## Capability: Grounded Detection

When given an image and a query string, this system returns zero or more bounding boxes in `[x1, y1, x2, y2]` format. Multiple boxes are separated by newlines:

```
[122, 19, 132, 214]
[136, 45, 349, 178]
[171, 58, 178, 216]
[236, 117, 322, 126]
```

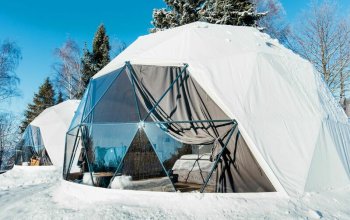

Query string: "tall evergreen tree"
[20, 78, 55, 133]
[81, 44, 95, 89]
[56, 91, 64, 105]
[201, 0, 266, 26]
[92, 24, 111, 70]
[81, 24, 111, 89]
[151, 0, 206, 32]
[151, 0, 266, 32]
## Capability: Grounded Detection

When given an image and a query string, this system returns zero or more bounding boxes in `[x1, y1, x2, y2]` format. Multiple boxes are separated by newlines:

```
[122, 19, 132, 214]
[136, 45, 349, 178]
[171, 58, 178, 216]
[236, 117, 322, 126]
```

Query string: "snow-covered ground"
[0, 166, 350, 219]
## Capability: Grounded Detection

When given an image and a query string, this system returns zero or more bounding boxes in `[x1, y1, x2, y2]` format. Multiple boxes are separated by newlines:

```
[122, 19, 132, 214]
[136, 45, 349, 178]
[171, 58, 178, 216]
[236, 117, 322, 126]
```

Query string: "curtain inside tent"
[130, 64, 275, 192]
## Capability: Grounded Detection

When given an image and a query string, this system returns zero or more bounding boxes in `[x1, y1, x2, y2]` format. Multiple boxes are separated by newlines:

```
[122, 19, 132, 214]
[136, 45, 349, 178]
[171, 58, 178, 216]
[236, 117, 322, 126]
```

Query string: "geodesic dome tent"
[15, 124, 50, 166]
[16, 100, 80, 167]
[63, 22, 350, 196]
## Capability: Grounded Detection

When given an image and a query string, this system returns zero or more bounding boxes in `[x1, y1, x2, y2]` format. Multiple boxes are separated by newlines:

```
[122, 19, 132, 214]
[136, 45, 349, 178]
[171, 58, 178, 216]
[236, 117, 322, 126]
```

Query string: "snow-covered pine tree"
[201, 0, 266, 26]
[151, 0, 266, 32]
[20, 78, 55, 133]
[151, 0, 206, 32]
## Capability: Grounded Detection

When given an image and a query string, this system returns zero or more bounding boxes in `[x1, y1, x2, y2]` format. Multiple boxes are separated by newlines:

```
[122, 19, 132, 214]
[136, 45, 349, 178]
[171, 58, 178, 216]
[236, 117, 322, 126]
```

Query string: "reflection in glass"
[15, 125, 52, 166]
[112, 127, 175, 192]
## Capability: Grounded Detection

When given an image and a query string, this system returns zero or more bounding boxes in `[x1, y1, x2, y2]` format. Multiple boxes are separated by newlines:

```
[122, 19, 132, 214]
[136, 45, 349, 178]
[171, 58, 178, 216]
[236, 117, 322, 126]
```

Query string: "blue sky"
[0, 0, 349, 116]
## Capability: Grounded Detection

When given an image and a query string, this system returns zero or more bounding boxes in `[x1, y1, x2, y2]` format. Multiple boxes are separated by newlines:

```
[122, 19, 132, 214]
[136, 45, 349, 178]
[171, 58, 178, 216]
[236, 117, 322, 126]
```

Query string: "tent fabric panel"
[69, 87, 90, 131]
[236, 55, 324, 195]
[323, 120, 350, 177]
[131, 64, 275, 192]
[131, 64, 231, 145]
[305, 121, 350, 191]
[214, 129, 275, 193]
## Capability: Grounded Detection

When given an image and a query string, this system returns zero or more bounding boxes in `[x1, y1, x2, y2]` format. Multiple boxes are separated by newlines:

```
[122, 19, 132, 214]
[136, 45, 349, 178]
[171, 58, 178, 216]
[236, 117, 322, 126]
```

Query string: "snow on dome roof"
[94, 22, 291, 78]
[89, 22, 350, 196]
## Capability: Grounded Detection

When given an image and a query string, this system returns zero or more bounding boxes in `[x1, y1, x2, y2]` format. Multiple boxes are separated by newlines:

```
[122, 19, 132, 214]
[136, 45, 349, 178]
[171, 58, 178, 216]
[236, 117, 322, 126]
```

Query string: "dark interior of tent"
[15, 125, 52, 166]
[63, 63, 275, 193]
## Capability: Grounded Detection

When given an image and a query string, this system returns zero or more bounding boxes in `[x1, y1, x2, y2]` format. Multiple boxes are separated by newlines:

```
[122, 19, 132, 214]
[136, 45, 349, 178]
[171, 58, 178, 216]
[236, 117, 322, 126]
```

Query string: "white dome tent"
[64, 22, 350, 196]
[16, 100, 80, 167]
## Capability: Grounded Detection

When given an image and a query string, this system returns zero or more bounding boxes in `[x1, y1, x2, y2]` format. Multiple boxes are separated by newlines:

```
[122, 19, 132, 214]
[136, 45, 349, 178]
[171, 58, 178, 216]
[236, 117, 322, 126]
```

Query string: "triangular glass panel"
[65, 123, 139, 187]
[64, 126, 81, 177]
[69, 85, 90, 130]
[81, 68, 124, 123]
[135, 94, 154, 122]
[144, 122, 215, 192]
[92, 70, 140, 123]
[81, 123, 139, 187]
[113, 127, 175, 192]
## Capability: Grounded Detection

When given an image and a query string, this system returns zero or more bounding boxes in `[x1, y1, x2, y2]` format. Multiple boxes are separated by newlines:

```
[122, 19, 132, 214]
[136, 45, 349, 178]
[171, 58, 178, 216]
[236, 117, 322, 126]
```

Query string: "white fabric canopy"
[31, 100, 80, 167]
[93, 22, 350, 196]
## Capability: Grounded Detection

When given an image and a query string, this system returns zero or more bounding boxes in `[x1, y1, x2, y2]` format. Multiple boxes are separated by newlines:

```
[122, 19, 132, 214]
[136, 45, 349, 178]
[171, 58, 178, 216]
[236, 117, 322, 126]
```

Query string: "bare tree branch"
[0, 112, 20, 170]
[0, 40, 21, 102]
[52, 39, 83, 100]
[290, 0, 350, 102]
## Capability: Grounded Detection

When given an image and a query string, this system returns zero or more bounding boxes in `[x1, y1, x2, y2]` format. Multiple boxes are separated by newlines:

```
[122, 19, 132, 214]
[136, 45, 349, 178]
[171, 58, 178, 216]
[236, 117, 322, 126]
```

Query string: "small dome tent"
[64, 22, 350, 196]
[16, 100, 80, 167]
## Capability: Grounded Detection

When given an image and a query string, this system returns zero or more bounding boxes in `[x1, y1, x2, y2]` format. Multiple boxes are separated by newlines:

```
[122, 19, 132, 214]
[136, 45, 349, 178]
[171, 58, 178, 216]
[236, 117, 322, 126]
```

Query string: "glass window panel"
[81, 123, 139, 188]
[31, 126, 45, 154]
[136, 95, 154, 122]
[144, 123, 184, 166]
[82, 68, 124, 122]
[63, 126, 81, 177]
[69, 136, 83, 173]
[113, 127, 175, 192]
[15, 140, 24, 165]
[69, 85, 90, 131]
[92, 71, 140, 123]
[144, 122, 217, 193]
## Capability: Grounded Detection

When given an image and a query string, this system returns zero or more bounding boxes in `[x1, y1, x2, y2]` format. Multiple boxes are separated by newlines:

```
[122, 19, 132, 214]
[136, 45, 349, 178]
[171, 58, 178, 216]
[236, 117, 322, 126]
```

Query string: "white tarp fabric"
[92, 22, 350, 196]
[30, 100, 80, 167]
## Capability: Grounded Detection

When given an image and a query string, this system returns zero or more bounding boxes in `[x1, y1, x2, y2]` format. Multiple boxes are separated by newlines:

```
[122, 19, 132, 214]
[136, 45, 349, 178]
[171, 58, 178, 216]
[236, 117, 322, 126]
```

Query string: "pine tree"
[81, 44, 95, 89]
[151, 0, 266, 32]
[20, 78, 55, 133]
[56, 91, 64, 104]
[81, 24, 111, 89]
[92, 24, 111, 70]
[151, 0, 206, 32]
[201, 0, 266, 26]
